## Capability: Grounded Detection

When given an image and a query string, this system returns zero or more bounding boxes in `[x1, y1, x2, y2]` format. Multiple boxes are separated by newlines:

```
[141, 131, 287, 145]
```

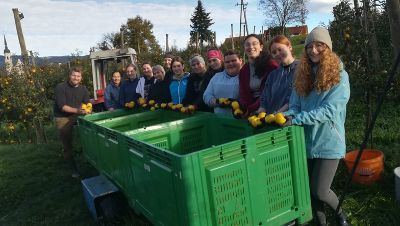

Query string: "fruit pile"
[247, 112, 287, 128]
[123, 98, 196, 114]
[231, 100, 244, 118]
[81, 103, 92, 113]
[216, 98, 234, 107]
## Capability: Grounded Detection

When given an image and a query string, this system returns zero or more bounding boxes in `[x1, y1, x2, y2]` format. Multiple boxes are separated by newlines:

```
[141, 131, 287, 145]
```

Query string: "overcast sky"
[0, 0, 337, 56]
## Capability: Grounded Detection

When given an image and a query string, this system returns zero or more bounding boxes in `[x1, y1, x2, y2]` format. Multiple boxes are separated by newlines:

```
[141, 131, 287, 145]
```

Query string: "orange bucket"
[344, 149, 384, 185]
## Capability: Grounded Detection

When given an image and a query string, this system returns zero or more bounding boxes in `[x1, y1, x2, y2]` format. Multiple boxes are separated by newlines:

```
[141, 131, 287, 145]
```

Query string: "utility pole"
[236, 0, 249, 42]
[166, 34, 169, 52]
[12, 8, 29, 66]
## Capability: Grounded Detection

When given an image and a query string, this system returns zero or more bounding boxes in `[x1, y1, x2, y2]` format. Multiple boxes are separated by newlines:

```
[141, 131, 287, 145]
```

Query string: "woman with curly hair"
[283, 27, 350, 226]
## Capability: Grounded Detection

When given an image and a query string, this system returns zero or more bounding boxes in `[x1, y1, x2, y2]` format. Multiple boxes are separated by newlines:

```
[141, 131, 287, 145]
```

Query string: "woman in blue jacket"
[284, 27, 350, 226]
[169, 56, 190, 104]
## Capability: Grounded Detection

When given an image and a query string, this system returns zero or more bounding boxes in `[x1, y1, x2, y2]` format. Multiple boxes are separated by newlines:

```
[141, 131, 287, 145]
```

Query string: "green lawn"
[0, 99, 399, 226]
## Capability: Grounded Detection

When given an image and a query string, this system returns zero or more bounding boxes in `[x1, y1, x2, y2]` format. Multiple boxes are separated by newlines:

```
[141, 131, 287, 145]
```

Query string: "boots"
[336, 211, 350, 226]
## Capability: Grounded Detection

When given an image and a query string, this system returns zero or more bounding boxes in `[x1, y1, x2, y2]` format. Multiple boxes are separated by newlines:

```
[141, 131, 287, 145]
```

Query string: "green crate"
[77, 108, 143, 166]
[97, 109, 199, 132]
[80, 110, 210, 192]
[120, 116, 312, 226]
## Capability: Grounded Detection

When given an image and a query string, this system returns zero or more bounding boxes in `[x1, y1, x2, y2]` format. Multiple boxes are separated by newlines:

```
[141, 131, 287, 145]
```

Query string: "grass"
[0, 98, 399, 226]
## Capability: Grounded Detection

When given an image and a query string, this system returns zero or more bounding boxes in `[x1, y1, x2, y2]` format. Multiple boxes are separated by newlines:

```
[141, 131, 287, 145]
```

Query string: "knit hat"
[305, 27, 332, 50]
[189, 55, 205, 66]
[207, 49, 223, 62]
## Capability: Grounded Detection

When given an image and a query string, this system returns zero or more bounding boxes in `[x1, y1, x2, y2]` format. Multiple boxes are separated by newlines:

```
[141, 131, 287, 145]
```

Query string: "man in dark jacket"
[119, 64, 139, 106]
[182, 54, 212, 112]
[54, 67, 90, 178]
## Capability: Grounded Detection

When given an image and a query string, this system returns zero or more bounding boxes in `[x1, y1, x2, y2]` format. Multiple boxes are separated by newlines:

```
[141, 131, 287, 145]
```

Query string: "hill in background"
[0, 55, 82, 67]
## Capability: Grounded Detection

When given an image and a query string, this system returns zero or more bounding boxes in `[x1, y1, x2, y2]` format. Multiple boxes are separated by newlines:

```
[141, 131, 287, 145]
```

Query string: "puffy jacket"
[169, 72, 190, 104]
[104, 82, 121, 109]
[284, 66, 350, 159]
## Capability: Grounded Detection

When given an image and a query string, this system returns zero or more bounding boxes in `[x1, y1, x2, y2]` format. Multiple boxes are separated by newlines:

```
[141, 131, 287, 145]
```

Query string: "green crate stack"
[118, 115, 312, 226]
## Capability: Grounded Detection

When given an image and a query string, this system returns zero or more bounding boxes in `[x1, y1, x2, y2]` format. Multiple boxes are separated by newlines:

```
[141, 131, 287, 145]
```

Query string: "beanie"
[189, 55, 205, 66]
[305, 27, 332, 50]
[207, 49, 223, 62]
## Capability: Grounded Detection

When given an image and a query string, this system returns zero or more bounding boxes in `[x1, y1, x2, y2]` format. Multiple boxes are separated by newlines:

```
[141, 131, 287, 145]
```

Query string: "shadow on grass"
[0, 125, 152, 226]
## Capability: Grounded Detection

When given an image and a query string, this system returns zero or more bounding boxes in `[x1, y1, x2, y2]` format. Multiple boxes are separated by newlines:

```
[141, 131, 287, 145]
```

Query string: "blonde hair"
[294, 46, 341, 96]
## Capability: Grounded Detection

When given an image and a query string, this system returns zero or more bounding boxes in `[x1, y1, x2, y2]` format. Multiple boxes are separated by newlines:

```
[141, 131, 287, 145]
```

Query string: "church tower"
[4, 35, 13, 74]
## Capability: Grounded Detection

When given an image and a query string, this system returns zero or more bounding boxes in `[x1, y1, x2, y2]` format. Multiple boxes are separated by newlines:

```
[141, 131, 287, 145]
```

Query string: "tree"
[258, 0, 308, 35]
[190, 0, 214, 48]
[387, 0, 400, 58]
[98, 16, 163, 64]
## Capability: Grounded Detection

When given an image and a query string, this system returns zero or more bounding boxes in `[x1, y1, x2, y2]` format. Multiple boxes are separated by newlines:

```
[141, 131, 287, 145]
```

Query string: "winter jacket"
[148, 79, 171, 103]
[119, 78, 139, 106]
[284, 65, 350, 159]
[203, 70, 239, 116]
[104, 82, 121, 110]
[260, 60, 299, 113]
[169, 72, 190, 104]
[239, 58, 278, 113]
[182, 72, 211, 111]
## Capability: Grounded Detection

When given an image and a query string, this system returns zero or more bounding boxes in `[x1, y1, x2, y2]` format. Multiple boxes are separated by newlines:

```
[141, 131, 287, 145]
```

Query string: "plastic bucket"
[395, 167, 400, 202]
[344, 149, 384, 185]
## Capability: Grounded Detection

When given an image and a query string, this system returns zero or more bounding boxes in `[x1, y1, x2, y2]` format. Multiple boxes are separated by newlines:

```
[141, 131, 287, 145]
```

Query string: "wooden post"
[231, 24, 235, 49]
[166, 34, 169, 52]
[213, 31, 216, 47]
[30, 51, 36, 67]
[120, 27, 125, 49]
[196, 32, 199, 52]
[12, 8, 29, 67]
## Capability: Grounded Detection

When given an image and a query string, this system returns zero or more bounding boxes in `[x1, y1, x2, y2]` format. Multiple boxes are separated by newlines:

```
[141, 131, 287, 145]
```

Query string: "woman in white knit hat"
[283, 27, 351, 226]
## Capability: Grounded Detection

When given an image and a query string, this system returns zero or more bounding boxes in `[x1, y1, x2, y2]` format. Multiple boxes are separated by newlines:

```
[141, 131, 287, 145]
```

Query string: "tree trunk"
[387, 0, 400, 58]
[354, 0, 359, 12]
[33, 118, 47, 144]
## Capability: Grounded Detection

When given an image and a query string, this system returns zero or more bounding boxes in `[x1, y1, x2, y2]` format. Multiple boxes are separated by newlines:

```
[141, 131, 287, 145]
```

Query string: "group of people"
[54, 26, 350, 226]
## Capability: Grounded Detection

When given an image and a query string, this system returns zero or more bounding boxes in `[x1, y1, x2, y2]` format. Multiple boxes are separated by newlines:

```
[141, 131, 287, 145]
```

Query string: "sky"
[0, 0, 337, 56]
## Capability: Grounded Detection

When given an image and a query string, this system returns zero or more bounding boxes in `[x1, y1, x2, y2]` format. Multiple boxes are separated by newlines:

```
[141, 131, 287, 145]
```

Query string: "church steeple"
[4, 35, 10, 54]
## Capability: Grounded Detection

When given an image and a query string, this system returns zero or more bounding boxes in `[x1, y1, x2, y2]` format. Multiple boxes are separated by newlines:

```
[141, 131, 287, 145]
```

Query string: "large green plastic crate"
[77, 108, 143, 167]
[79, 110, 210, 191]
[96, 109, 198, 132]
[120, 116, 312, 226]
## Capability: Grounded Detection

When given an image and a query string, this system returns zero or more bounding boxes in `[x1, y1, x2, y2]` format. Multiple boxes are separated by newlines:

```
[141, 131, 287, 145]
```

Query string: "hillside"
[0, 55, 83, 67]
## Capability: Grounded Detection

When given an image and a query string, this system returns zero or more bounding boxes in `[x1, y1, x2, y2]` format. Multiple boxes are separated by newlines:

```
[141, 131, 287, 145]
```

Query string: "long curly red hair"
[294, 45, 341, 96]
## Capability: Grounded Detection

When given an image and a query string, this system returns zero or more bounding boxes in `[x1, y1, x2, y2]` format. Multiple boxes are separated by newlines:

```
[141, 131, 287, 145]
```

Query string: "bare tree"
[259, 0, 308, 34]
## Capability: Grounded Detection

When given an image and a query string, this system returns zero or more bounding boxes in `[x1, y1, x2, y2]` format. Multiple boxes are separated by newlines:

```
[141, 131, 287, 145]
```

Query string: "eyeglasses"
[306, 42, 326, 52]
